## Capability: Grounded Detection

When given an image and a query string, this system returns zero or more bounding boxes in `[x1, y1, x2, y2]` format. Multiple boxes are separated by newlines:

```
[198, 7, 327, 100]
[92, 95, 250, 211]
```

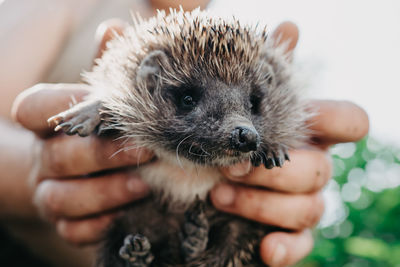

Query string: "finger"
[272, 21, 299, 54]
[34, 172, 149, 218]
[260, 230, 313, 267]
[309, 100, 369, 146]
[211, 184, 324, 230]
[38, 134, 153, 178]
[56, 213, 118, 245]
[95, 19, 126, 59]
[221, 148, 332, 193]
[12, 83, 89, 136]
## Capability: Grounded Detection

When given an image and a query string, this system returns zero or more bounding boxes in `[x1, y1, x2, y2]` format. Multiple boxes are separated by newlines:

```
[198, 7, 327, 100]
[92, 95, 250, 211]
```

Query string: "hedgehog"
[48, 8, 311, 267]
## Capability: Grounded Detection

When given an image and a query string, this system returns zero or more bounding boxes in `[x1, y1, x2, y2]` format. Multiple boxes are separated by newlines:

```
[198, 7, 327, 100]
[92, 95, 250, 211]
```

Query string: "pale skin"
[8, 18, 370, 267]
[0, 3, 368, 265]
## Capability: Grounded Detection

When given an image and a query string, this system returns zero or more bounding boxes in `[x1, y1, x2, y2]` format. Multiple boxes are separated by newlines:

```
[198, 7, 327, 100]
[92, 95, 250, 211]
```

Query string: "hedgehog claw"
[182, 199, 209, 261]
[68, 124, 84, 135]
[256, 145, 290, 169]
[273, 146, 290, 168]
[273, 149, 285, 167]
[282, 146, 290, 162]
[59, 122, 73, 132]
[48, 100, 102, 137]
[250, 155, 262, 167]
[96, 123, 108, 135]
[277, 156, 284, 167]
[119, 234, 154, 267]
[264, 156, 276, 169]
[54, 125, 62, 132]
[48, 115, 64, 126]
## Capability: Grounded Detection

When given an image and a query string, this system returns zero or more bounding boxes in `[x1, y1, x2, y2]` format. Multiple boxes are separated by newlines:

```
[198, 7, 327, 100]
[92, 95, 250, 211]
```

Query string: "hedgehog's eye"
[167, 84, 202, 112]
[250, 94, 261, 115]
[180, 94, 196, 109]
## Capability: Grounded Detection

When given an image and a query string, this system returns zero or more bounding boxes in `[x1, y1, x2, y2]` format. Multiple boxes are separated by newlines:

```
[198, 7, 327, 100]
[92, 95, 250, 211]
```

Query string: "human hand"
[14, 84, 152, 244]
[210, 22, 369, 266]
[12, 83, 153, 245]
[12, 21, 154, 246]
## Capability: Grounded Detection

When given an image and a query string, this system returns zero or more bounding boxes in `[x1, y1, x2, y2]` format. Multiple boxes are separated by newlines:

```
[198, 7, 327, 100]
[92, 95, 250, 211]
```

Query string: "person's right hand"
[12, 83, 154, 245]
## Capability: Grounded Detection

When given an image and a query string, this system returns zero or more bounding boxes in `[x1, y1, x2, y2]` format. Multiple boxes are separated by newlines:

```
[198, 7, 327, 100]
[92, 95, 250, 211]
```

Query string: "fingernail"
[271, 243, 287, 266]
[226, 161, 251, 179]
[127, 176, 149, 194]
[213, 183, 236, 206]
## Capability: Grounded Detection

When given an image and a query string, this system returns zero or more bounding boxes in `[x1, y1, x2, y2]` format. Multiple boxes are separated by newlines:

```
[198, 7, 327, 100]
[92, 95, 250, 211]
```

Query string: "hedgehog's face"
[136, 50, 291, 168]
[158, 77, 263, 166]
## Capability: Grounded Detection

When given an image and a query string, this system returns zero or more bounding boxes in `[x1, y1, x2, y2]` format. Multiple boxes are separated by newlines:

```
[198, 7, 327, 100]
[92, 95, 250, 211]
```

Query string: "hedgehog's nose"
[230, 127, 260, 152]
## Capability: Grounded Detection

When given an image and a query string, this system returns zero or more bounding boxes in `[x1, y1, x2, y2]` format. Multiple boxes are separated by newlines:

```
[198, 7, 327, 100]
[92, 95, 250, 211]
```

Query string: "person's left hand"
[210, 22, 369, 267]
[211, 98, 369, 266]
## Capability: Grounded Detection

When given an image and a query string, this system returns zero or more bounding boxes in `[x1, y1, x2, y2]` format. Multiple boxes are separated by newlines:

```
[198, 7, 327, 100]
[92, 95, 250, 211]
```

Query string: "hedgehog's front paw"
[119, 234, 154, 267]
[182, 199, 209, 261]
[47, 100, 102, 137]
[251, 145, 290, 169]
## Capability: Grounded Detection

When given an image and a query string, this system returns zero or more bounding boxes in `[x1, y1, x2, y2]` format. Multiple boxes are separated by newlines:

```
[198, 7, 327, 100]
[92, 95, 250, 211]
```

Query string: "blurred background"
[210, 1, 400, 266]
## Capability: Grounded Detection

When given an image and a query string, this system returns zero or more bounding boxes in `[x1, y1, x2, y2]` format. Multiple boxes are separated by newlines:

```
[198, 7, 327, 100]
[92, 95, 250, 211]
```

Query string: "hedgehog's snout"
[230, 126, 260, 153]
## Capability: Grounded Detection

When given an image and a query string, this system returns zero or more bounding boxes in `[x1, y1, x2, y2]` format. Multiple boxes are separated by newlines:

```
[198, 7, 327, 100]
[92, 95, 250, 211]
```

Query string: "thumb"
[271, 21, 299, 55]
[94, 19, 127, 60]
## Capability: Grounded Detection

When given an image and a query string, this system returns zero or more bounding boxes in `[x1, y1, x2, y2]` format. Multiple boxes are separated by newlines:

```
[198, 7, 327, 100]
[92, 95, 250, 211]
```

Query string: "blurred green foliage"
[299, 138, 400, 267]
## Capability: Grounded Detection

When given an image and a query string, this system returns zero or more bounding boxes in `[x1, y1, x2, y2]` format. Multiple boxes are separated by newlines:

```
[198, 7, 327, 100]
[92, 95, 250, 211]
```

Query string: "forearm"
[0, 118, 38, 220]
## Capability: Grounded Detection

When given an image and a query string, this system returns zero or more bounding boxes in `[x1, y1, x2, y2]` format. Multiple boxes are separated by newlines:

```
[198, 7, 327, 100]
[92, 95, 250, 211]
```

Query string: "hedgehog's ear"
[137, 50, 170, 92]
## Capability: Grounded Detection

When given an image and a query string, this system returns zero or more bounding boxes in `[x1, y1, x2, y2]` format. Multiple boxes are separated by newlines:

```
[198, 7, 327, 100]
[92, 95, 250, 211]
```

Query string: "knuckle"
[36, 181, 62, 215]
[310, 171, 324, 193]
[93, 137, 112, 167]
[310, 152, 332, 192]
[57, 222, 80, 246]
[299, 194, 324, 229]
[46, 142, 68, 175]
[314, 194, 325, 219]
[229, 187, 255, 217]
[244, 192, 270, 223]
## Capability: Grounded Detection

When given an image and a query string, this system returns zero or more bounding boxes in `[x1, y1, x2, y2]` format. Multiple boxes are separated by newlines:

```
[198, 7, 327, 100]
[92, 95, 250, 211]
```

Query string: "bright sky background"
[210, 0, 400, 147]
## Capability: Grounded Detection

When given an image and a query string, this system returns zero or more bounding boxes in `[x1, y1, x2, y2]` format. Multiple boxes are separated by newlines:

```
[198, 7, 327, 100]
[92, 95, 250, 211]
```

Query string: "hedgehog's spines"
[83, 8, 310, 163]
